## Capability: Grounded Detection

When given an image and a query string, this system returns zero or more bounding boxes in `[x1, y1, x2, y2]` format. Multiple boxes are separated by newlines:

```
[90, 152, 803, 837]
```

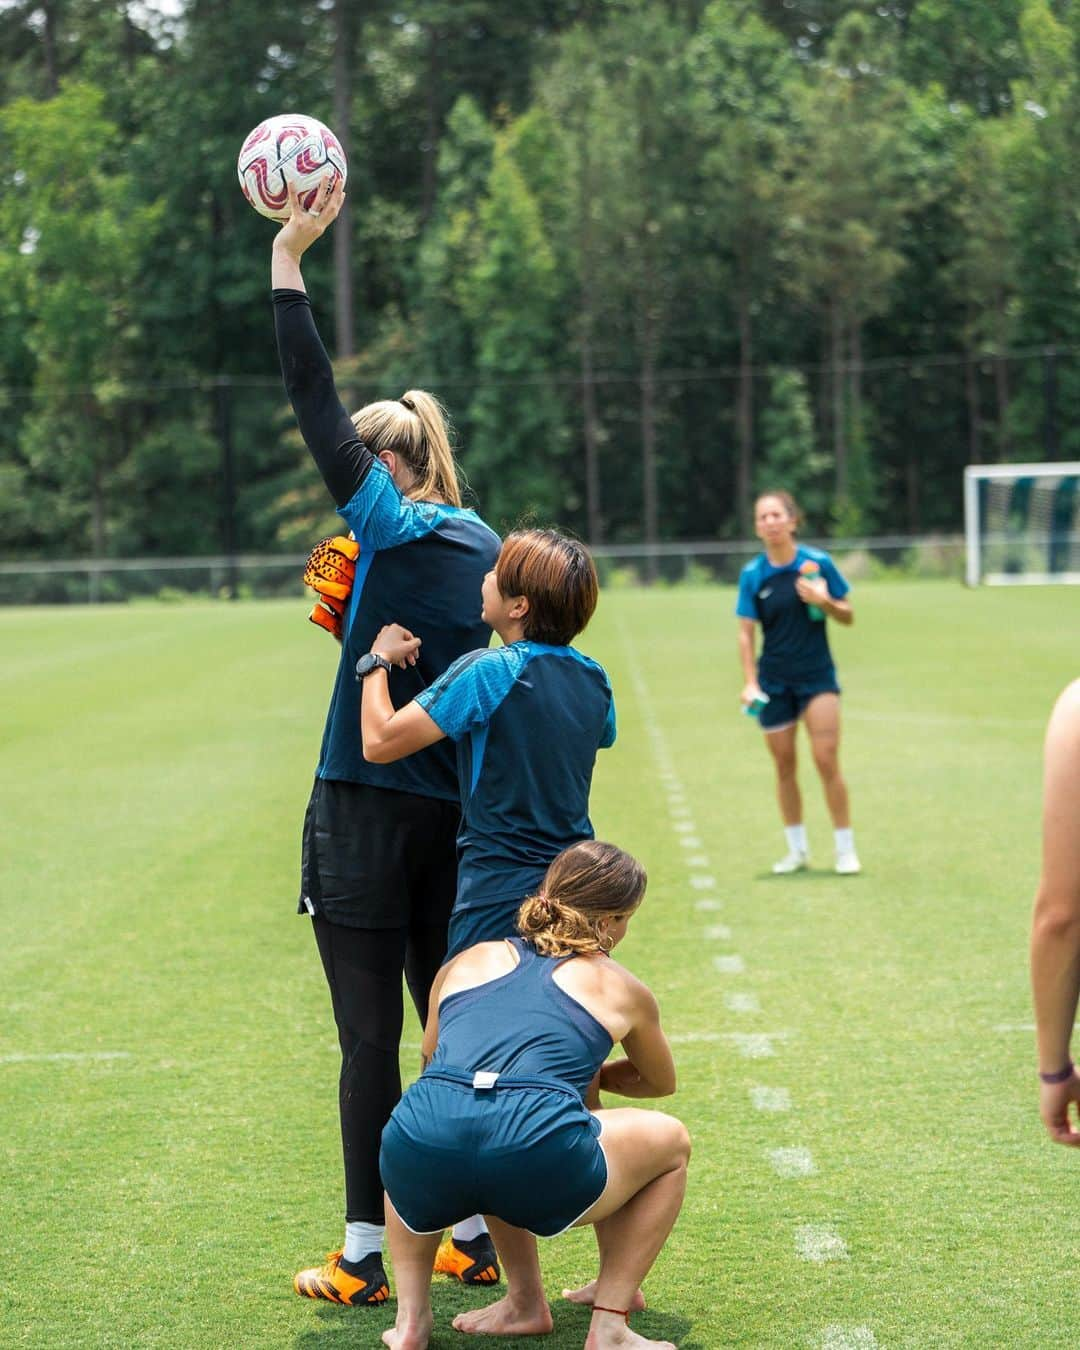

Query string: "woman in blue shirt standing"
[736, 490, 860, 875]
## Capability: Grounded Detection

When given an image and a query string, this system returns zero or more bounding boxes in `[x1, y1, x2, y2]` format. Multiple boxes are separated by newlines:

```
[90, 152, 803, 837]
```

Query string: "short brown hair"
[496, 529, 599, 646]
[517, 841, 648, 957]
[754, 489, 802, 530]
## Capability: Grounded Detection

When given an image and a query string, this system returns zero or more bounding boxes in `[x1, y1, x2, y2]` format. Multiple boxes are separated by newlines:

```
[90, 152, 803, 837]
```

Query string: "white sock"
[343, 1220, 384, 1264]
[835, 828, 855, 855]
[452, 1215, 489, 1243]
[784, 824, 808, 855]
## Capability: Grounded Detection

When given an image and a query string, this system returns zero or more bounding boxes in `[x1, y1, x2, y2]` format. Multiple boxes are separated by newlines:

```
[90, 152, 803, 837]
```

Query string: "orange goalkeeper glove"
[304, 534, 360, 642]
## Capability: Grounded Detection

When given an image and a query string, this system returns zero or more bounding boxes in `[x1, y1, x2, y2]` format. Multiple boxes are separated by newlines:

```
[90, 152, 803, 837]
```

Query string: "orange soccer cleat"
[293, 1249, 390, 1306]
[434, 1234, 501, 1286]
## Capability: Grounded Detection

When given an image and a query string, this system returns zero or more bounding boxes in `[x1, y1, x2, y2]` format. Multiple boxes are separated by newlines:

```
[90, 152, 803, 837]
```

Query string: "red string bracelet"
[593, 1305, 630, 1323]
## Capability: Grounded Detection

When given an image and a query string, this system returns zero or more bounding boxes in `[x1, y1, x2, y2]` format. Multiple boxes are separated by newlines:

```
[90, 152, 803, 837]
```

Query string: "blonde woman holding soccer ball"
[736, 490, 859, 875]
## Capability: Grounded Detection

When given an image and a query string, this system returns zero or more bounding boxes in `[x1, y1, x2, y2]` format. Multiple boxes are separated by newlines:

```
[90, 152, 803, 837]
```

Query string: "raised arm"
[271, 177, 372, 508]
[1031, 680, 1080, 1145]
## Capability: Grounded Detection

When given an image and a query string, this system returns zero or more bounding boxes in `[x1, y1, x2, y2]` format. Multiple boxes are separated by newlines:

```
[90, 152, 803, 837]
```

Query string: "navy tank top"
[430, 938, 614, 1098]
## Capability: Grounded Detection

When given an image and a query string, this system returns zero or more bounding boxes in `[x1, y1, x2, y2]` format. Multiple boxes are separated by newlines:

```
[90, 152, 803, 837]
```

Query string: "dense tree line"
[1, 0, 1077, 564]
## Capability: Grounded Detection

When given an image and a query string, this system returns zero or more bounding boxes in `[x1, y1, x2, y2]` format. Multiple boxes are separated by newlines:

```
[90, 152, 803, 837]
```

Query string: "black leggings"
[313, 914, 449, 1224]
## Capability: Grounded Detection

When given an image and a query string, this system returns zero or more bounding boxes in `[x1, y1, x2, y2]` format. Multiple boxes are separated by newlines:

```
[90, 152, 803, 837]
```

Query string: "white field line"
[713, 954, 745, 975]
[669, 1031, 724, 1044]
[678, 836, 704, 850]
[686, 854, 710, 868]
[817, 1326, 878, 1349]
[689, 874, 717, 890]
[993, 1022, 1036, 1032]
[726, 1032, 787, 1058]
[750, 1085, 791, 1112]
[672, 821, 696, 834]
[795, 1226, 849, 1262]
[768, 1147, 816, 1178]
[694, 898, 724, 911]
[724, 991, 760, 1013]
[0, 1051, 131, 1065]
[705, 924, 733, 941]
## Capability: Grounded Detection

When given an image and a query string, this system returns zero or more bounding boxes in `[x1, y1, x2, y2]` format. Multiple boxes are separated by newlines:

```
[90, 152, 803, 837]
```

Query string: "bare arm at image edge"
[1031, 679, 1080, 1145]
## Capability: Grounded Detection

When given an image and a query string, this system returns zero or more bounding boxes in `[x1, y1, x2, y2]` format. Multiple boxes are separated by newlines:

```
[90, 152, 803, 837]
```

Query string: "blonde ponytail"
[516, 841, 648, 959]
[351, 388, 462, 507]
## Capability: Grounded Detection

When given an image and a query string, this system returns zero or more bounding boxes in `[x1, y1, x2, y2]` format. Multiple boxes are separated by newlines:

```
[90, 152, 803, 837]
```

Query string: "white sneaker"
[835, 850, 862, 875]
[772, 851, 809, 874]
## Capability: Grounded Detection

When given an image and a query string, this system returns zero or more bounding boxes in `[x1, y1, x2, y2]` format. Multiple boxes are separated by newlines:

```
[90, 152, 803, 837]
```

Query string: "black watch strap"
[355, 652, 392, 681]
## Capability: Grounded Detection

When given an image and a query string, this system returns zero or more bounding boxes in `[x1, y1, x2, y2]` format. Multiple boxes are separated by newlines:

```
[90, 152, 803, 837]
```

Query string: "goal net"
[964, 463, 1080, 586]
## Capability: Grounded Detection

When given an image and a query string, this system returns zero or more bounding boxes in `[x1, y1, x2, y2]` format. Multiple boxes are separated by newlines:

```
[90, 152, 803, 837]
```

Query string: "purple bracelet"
[1039, 1061, 1075, 1084]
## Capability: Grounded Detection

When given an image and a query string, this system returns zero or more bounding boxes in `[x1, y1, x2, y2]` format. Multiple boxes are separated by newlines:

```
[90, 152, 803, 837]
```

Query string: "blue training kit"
[415, 641, 616, 952]
[736, 546, 849, 726]
[380, 938, 613, 1236]
[318, 460, 500, 800]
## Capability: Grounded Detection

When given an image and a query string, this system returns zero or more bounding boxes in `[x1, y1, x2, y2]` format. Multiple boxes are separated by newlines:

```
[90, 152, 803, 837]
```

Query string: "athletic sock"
[452, 1215, 489, 1244]
[784, 824, 808, 855]
[834, 828, 854, 855]
[343, 1220, 384, 1264]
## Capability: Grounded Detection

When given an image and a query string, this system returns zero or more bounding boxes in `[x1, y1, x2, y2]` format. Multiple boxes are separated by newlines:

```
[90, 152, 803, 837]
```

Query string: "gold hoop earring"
[598, 932, 614, 954]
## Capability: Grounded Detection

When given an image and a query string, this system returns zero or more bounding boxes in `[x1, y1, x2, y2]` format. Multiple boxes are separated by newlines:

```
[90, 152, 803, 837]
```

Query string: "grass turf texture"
[1, 581, 1076, 1348]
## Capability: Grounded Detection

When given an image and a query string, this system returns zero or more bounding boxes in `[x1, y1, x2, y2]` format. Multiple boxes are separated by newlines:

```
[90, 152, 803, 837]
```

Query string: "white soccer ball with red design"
[237, 114, 347, 221]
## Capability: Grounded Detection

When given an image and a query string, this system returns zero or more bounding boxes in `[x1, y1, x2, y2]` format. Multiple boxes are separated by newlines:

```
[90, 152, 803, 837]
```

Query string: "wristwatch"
[355, 652, 392, 681]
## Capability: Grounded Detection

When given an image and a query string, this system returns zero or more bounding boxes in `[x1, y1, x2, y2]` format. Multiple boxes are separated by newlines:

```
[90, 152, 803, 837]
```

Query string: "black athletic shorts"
[298, 777, 460, 930]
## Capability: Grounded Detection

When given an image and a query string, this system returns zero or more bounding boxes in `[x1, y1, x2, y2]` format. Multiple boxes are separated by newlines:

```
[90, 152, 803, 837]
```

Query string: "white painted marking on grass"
[993, 1022, 1036, 1032]
[750, 1086, 791, 1112]
[705, 924, 733, 941]
[817, 1326, 878, 1349]
[713, 954, 745, 975]
[725, 1032, 786, 1058]
[672, 821, 695, 834]
[686, 854, 710, 868]
[694, 898, 724, 912]
[768, 1147, 816, 1178]
[678, 836, 704, 850]
[670, 1032, 724, 1044]
[0, 1051, 131, 1065]
[795, 1226, 848, 1263]
[724, 991, 760, 1013]
[689, 874, 717, 890]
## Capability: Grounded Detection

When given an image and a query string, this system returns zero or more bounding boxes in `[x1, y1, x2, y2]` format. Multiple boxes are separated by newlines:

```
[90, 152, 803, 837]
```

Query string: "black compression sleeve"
[272, 288, 372, 508]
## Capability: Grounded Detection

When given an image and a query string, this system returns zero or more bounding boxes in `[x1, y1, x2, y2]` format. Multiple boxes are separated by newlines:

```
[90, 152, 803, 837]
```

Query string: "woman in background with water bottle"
[735, 490, 859, 875]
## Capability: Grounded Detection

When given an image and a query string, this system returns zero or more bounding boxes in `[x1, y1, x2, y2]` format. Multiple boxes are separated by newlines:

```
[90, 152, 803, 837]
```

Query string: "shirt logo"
[759, 586, 773, 599]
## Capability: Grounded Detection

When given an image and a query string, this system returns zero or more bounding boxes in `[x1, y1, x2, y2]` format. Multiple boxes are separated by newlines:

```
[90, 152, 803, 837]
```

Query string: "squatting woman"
[379, 840, 690, 1350]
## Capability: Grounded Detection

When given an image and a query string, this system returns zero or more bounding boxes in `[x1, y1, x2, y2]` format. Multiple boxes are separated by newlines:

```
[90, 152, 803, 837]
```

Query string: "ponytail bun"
[516, 892, 607, 957]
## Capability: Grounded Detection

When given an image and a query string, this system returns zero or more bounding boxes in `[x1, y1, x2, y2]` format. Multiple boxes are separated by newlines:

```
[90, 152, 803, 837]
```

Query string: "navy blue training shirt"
[320, 460, 501, 798]
[415, 642, 616, 909]
[735, 545, 849, 684]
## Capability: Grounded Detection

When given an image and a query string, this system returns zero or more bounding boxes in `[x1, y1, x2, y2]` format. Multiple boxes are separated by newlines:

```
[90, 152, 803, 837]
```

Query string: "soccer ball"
[237, 114, 347, 221]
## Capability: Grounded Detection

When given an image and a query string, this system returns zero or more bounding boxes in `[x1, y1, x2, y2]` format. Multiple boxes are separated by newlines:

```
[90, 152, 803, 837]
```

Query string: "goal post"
[964, 462, 1080, 586]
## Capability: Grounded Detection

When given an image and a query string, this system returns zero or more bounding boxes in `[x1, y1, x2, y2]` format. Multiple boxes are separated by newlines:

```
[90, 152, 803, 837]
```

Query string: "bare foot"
[451, 1293, 554, 1336]
[584, 1315, 675, 1349]
[382, 1311, 433, 1349]
[562, 1280, 646, 1312]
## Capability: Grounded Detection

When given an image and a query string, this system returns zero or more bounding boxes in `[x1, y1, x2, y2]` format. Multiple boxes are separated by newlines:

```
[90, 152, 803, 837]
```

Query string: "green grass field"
[2, 582, 1078, 1348]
